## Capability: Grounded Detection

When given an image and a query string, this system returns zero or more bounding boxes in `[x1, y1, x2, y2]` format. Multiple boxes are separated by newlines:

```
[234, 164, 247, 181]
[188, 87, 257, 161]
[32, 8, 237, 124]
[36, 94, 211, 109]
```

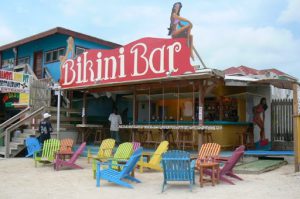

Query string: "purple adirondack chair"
[55, 142, 86, 171]
[205, 146, 245, 185]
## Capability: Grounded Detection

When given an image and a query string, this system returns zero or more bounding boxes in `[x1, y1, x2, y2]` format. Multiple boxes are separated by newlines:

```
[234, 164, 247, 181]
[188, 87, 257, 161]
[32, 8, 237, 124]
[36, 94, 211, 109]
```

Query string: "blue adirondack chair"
[162, 150, 196, 192]
[25, 137, 41, 157]
[96, 147, 143, 189]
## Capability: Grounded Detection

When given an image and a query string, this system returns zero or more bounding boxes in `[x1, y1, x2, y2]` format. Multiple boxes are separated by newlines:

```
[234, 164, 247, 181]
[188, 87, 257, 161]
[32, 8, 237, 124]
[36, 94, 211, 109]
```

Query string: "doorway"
[33, 51, 43, 79]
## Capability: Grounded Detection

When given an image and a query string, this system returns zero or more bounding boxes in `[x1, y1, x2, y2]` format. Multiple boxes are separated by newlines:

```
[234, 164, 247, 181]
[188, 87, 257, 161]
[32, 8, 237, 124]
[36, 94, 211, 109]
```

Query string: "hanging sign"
[60, 37, 195, 89]
[0, 70, 31, 93]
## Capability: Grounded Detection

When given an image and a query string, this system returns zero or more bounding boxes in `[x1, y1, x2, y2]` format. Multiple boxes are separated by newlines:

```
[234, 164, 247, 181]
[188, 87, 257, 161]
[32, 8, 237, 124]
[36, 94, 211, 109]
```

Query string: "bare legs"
[171, 23, 194, 60]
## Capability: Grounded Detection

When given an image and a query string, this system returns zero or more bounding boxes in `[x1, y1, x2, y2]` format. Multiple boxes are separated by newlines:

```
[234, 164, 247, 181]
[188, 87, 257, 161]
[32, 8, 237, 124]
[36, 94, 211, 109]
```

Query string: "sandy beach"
[0, 157, 299, 199]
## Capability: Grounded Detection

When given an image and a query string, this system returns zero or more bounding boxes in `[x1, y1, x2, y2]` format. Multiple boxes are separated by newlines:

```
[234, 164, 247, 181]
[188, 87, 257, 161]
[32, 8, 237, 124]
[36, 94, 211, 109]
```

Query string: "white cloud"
[278, 0, 300, 23]
[58, 0, 87, 17]
[0, 17, 17, 45]
[193, 25, 300, 77]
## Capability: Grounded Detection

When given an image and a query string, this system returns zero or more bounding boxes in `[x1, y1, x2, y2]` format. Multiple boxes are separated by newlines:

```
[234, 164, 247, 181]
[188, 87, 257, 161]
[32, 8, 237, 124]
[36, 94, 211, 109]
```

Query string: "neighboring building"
[224, 65, 296, 99]
[0, 27, 120, 81]
[224, 65, 297, 149]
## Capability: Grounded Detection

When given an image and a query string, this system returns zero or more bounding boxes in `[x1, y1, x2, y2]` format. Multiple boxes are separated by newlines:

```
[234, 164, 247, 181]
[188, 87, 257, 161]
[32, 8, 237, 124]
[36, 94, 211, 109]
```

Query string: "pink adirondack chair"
[205, 146, 245, 185]
[132, 142, 141, 151]
[55, 142, 86, 171]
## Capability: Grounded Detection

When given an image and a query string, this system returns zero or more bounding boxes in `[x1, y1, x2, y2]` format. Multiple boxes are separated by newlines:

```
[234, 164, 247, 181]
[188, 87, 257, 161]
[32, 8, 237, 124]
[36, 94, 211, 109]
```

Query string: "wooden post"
[133, 89, 137, 125]
[198, 81, 205, 151]
[0, 52, 2, 69]
[198, 81, 204, 125]
[219, 96, 224, 121]
[82, 92, 87, 124]
[293, 83, 300, 172]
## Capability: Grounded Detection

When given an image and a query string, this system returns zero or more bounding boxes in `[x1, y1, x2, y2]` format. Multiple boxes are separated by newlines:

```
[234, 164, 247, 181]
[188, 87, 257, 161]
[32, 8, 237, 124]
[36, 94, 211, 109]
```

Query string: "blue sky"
[0, 0, 299, 78]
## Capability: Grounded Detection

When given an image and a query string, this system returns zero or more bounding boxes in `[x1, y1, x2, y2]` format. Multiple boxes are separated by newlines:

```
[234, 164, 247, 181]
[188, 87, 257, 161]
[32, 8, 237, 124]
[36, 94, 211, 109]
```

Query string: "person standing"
[39, 113, 53, 146]
[253, 97, 268, 146]
[108, 109, 122, 145]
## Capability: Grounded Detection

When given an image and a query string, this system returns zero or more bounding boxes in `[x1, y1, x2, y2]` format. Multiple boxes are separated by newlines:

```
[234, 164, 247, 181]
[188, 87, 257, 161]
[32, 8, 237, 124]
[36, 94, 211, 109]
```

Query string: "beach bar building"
[59, 37, 292, 152]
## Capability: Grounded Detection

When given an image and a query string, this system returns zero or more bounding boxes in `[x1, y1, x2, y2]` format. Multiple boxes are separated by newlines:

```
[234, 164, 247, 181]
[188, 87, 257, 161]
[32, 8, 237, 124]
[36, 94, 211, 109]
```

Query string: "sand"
[0, 157, 300, 199]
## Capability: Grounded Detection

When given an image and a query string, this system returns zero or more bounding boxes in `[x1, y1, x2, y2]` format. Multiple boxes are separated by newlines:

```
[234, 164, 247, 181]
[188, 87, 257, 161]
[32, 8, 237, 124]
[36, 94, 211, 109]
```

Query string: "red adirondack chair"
[55, 142, 86, 171]
[205, 146, 245, 185]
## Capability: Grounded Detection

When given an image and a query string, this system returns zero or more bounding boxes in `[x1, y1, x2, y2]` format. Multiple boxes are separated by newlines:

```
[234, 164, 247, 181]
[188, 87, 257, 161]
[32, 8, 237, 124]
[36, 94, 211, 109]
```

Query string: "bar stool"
[176, 130, 195, 150]
[162, 129, 176, 148]
[144, 130, 160, 148]
[131, 129, 145, 143]
[94, 129, 105, 144]
[204, 131, 213, 143]
[236, 127, 254, 149]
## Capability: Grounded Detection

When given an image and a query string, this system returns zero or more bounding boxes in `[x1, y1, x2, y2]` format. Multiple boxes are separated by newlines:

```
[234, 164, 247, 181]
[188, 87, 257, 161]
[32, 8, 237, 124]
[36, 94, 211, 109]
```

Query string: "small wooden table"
[197, 161, 220, 187]
[55, 151, 73, 160]
[76, 124, 103, 144]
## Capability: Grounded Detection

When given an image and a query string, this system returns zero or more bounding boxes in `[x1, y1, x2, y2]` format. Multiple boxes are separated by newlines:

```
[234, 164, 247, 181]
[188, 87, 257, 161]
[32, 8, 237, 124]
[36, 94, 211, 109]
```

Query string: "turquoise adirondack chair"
[25, 137, 41, 157]
[93, 142, 133, 178]
[34, 139, 60, 167]
[162, 150, 196, 192]
[96, 147, 143, 189]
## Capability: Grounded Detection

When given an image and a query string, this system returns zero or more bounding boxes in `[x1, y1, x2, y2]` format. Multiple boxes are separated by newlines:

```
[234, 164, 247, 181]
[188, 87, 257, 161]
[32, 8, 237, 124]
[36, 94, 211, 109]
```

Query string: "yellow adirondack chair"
[34, 139, 60, 167]
[137, 140, 169, 172]
[87, 138, 115, 163]
[92, 142, 133, 178]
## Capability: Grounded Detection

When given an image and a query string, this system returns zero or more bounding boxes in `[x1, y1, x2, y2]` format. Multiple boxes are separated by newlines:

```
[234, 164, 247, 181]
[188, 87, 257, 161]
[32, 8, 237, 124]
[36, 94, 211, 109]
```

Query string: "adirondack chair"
[92, 142, 133, 178]
[96, 147, 143, 189]
[25, 137, 41, 157]
[34, 139, 60, 167]
[87, 138, 115, 163]
[217, 145, 245, 162]
[196, 143, 221, 167]
[59, 138, 74, 153]
[137, 140, 169, 173]
[204, 147, 245, 185]
[55, 142, 86, 170]
[162, 150, 196, 192]
[132, 142, 141, 151]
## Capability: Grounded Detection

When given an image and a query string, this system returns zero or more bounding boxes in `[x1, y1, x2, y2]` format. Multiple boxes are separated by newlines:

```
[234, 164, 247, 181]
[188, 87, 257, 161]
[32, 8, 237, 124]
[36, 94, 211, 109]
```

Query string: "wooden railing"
[4, 106, 45, 158]
[43, 67, 70, 109]
[0, 107, 31, 140]
[13, 64, 38, 80]
[43, 67, 55, 86]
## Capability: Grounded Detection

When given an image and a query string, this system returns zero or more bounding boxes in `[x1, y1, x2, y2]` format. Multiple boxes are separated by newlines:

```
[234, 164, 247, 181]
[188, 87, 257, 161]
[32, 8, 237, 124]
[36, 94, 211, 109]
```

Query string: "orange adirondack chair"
[196, 143, 221, 167]
[60, 138, 74, 153]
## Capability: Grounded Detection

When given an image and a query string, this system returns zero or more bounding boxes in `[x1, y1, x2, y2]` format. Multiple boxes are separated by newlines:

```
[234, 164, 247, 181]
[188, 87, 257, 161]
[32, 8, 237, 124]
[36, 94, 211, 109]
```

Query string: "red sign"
[60, 37, 195, 89]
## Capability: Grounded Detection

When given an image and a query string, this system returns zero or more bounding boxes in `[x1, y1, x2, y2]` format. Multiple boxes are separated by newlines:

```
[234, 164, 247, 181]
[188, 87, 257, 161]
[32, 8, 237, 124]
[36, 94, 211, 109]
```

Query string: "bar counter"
[120, 121, 251, 150]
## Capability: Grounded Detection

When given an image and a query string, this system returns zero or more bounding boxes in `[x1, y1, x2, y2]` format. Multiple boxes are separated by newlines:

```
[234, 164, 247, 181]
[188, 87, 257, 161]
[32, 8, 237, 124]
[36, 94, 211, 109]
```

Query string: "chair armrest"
[190, 159, 196, 169]
[215, 156, 229, 162]
[102, 147, 113, 151]
[34, 150, 42, 158]
[96, 160, 128, 168]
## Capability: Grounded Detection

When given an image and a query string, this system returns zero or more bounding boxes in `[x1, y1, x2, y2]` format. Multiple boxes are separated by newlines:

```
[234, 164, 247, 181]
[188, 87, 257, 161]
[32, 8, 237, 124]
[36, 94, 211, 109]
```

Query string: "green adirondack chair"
[34, 139, 60, 167]
[93, 142, 133, 178]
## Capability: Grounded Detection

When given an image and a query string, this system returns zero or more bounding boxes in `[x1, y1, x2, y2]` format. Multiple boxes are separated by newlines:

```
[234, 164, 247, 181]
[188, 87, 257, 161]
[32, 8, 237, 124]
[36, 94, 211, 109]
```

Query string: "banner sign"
[60, 37, 195, 89]
[0, 70, 31, 93]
